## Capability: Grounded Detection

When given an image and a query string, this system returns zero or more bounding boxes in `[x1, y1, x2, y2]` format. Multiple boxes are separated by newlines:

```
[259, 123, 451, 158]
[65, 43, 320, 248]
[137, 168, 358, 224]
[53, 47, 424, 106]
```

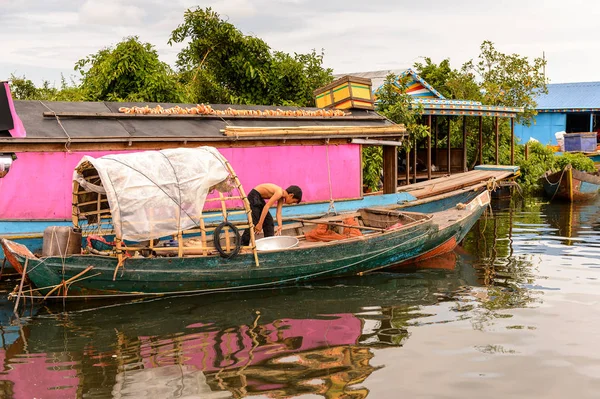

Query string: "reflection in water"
[1, 196, 600, 397]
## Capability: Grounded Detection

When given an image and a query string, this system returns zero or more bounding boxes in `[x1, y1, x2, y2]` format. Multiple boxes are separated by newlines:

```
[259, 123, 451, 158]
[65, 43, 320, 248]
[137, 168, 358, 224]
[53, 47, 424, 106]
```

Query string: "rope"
[325, 142, 336, 215]
[15, 227, 428, 300]
[543, 167, 568, 202]
[39, 101, 72, 152]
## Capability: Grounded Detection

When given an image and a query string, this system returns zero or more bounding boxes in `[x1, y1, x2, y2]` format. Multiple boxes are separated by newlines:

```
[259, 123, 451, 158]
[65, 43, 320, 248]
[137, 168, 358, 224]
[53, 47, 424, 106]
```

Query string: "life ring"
[213, 222, 241, 258]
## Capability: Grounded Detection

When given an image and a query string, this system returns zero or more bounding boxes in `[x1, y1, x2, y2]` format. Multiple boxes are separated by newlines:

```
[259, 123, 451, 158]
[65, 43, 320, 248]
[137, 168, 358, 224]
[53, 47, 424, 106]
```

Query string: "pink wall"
[0, 145, 361, 220]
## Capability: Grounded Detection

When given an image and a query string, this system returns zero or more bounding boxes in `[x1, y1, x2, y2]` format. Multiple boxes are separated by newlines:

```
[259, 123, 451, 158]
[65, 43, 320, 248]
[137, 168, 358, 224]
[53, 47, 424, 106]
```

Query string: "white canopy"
[73, 147, 230, 241]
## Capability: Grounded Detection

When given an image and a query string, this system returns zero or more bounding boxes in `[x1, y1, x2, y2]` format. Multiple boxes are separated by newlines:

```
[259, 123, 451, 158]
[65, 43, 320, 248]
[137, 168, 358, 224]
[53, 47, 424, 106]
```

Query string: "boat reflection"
[0, 259, 481, 398]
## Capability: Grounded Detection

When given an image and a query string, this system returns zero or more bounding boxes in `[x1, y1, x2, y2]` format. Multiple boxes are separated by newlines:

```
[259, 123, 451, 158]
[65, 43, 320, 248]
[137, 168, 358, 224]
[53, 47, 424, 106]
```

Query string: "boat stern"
[0, 238, 37, 275]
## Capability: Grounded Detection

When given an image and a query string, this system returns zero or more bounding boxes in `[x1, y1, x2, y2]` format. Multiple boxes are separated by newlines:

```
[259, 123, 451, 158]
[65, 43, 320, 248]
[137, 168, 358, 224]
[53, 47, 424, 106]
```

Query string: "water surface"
[0, 196, 599, 398]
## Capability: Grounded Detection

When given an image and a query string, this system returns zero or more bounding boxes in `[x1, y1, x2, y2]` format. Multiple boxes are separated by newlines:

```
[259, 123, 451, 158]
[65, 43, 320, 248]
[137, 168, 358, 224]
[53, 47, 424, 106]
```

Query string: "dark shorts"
[241, 189, 274, 245]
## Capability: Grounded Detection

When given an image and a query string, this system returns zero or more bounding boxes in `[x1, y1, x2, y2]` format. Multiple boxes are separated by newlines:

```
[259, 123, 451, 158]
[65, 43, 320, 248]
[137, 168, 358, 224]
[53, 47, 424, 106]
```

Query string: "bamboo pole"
[223, 126, 406, 137]
[13, 258, 29, 314]
[199, 218, 208, 256]
[72, 181, 80, 229]
[223, 162, 259, 266]
[218, 192, 231, 253]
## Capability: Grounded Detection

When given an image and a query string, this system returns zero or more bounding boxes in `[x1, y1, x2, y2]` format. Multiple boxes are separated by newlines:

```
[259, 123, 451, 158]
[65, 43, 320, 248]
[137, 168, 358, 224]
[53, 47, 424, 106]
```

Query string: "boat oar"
[289, 218, 387, 232]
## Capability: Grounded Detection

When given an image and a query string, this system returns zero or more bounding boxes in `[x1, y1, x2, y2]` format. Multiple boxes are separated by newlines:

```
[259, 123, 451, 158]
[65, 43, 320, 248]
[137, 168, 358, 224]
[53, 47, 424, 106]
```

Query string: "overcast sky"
[1, 0, 598, 87]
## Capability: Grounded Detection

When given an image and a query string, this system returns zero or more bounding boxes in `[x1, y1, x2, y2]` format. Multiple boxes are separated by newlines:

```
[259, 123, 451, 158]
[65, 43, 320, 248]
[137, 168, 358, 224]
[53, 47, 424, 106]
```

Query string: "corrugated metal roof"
[536, 81, 600, 110]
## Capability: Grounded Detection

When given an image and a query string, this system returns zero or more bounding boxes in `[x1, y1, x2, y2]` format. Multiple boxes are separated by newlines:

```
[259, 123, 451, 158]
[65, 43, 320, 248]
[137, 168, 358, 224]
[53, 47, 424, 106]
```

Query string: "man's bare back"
[254, 183, 284, 201]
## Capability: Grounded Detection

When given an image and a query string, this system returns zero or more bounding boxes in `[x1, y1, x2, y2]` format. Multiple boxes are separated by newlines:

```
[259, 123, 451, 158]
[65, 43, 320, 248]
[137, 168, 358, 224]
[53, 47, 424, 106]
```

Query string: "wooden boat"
[2, 147, 436, 299]
[377, 190, 490, 267]
[541, 164, 600, 202]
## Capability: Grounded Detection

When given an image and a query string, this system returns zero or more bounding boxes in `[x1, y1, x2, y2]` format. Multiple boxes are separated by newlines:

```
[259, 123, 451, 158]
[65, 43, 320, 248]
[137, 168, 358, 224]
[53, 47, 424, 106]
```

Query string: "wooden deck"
[396, 165, 519, 200]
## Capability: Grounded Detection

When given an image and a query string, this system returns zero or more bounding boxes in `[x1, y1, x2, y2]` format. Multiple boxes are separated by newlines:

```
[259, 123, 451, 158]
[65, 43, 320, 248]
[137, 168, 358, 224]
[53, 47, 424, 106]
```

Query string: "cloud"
[79, 0, 147, 26]
[1, 0, 599, 85]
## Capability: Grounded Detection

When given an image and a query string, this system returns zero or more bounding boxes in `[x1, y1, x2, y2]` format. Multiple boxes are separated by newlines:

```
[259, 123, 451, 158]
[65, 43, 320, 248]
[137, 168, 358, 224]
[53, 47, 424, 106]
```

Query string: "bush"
[516, 142, 555, 190]
[516, 142, 597, 191]
[553, 152, 596, 173]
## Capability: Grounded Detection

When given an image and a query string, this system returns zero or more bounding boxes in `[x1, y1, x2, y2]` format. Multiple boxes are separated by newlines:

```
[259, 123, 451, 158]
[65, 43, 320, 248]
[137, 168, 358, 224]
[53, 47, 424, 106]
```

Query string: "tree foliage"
[464, 41, 548, 124]
[362, 74, 431, 191]
[413, 41, 549, 174]
[376, 74, 430, 151]
[169, 7, 333, 105]
[75, 36, 184, 102]
[9, 74, 85, 101]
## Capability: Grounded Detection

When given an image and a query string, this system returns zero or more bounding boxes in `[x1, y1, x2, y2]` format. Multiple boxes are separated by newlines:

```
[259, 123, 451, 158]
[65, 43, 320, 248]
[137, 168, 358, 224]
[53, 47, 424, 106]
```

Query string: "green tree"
[413, 42, 548, 175]
[9, 74, 85, 101]
[75, 36, 184, 102]
[169, 7, 333, 105]
[361, 74, 430, 191]
[463, 40, 547, 124]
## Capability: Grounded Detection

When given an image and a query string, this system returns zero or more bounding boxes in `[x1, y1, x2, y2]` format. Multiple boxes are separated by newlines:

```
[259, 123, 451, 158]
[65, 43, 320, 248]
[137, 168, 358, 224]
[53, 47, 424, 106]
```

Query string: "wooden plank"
[397, 169, 514, 200]
[351, 138, 404, 146]
[0, 138, 352, 152]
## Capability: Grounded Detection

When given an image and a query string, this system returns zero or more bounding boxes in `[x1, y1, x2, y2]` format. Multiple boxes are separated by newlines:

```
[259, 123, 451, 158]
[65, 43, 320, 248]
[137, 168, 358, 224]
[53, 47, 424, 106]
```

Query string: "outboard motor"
[42, 226, 82, 257]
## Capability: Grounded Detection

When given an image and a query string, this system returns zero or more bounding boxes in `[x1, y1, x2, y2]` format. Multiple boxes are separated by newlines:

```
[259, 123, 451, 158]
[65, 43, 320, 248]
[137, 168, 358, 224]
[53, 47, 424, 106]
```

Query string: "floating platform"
[397, 165, 519, 200]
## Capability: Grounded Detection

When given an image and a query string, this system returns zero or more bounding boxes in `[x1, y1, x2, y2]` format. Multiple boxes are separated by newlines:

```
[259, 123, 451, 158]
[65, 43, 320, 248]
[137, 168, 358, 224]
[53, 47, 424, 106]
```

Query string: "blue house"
[515, 82, 600, 145]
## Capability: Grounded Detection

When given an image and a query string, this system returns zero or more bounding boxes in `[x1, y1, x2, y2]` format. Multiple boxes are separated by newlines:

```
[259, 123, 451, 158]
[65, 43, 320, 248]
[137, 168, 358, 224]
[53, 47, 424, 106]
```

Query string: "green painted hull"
[17, 219, 433, 297]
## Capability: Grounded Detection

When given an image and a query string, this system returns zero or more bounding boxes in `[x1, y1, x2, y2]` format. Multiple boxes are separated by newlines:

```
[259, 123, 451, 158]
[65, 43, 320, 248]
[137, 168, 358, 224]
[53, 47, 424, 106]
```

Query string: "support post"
[427, 115, 432, 180]
[412, 141, 417, 184]
[434, 116, 438, 152]
[405, 149, 410, 186]
[462, 115, 467, 172]
[383, 145, 398, 194]
[591, 113, 595, 132]
[510, 118, 515, 165]
[494, 116, 499, 165]
[478, 116, 483, 165]
[447, 116, 452, 175]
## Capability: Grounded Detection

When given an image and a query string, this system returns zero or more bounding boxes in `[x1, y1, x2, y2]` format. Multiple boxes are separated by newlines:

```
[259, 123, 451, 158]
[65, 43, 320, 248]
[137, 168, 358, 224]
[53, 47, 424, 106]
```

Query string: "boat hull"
[394, 190, 490, 267]
[3, 217, 433, 297]
[1, 193, 417, 261]
[542, 167, 600, 202]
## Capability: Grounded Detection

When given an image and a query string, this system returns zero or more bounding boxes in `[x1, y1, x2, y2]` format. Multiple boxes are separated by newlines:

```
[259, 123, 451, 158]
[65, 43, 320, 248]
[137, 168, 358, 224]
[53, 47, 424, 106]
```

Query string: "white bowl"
[255, 236, 299, 252]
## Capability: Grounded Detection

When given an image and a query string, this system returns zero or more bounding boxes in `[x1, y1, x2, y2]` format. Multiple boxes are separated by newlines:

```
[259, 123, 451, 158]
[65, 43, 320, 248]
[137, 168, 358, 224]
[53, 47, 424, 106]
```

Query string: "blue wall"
[515, 113, 566, 145]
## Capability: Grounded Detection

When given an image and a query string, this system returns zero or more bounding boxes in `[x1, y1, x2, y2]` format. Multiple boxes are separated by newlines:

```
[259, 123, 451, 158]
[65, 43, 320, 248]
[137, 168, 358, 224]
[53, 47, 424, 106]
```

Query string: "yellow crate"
[314, 75, 374, 110]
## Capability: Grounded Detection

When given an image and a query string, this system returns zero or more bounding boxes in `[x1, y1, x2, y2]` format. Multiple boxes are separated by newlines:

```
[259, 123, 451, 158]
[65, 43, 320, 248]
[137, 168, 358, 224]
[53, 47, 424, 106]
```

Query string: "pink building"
[0, 82, 409, 256]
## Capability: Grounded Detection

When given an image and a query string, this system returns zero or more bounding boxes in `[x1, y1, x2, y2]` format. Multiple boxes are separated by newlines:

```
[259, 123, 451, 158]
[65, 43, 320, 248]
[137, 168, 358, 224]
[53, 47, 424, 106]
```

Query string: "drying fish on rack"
[117, 104, 349, 117]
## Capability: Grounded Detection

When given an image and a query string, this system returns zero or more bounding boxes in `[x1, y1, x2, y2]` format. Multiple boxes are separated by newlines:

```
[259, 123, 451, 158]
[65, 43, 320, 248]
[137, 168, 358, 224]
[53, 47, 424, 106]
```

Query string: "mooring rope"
[38, 100, 72, 152]
[325, 141, 337, 215]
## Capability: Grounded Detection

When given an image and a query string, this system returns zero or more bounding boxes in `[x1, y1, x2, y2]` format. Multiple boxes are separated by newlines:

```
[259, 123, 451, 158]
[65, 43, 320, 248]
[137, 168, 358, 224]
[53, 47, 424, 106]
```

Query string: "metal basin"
[255, 236, 299, 252]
